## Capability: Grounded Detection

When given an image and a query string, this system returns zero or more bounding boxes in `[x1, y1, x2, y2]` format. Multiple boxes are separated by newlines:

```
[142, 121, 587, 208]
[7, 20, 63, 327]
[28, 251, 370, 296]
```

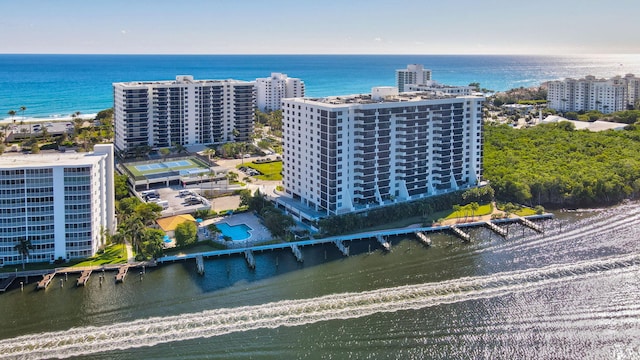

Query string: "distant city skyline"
[1, 0, 638, 55]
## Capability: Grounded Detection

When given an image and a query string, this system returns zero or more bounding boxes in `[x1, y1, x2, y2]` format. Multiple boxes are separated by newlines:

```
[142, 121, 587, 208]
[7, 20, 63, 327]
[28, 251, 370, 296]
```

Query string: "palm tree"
[7, 110, 16, 124]
[14, 237, 34, 270]
[203, 147, 216, 164]
[452, 204, 462, 223]
[19, 106, 27, 120]
[469, 202, 479, 221]
[172, 142, 186, 154]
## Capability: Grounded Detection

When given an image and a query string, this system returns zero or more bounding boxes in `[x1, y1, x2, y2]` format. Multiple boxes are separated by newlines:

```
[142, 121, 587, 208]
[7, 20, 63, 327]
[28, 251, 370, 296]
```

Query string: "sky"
[0, 0, 638, 55]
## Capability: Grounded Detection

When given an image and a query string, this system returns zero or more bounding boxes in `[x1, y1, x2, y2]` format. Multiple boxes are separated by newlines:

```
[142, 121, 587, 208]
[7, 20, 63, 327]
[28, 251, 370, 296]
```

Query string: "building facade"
[396, 64, 432, 92]
[280, 89, 484, 221]
[114, 76, 255, 155]
[0, 145, 116, 266]
[547, 74, 640, 114]
[255, 73, 305, 112]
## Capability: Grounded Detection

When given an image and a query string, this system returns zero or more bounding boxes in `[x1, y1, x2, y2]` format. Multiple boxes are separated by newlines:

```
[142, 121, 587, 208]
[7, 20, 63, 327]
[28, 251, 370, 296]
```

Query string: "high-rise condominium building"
[113, 75, 255, 155]
[396, 64, 432, 92]
[547, 74, 640, 114]
[0, 145, 116, 266]
[255, 73, 305, 112]
[279, 88, 484, 221]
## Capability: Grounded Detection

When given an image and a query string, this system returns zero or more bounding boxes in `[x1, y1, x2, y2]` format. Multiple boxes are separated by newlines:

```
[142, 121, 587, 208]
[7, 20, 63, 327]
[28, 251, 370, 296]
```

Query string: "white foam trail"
[1, 253, 639, 360]
[474, 206, 640, 256]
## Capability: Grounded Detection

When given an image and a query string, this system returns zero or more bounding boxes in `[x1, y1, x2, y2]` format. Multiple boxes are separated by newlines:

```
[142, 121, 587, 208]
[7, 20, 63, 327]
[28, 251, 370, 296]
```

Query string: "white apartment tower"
[114, 76, 255, 155]
[547, 74, 640, 114]
[280, 89, 484, 221]
[0, 145, 116, 266]
[396, 64, 433, 92]
[255, 73, 305, 112]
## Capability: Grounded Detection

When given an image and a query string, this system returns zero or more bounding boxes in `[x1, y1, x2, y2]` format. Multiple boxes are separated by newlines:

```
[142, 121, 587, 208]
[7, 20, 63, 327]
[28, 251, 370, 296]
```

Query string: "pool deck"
[201, 212, 272, 246]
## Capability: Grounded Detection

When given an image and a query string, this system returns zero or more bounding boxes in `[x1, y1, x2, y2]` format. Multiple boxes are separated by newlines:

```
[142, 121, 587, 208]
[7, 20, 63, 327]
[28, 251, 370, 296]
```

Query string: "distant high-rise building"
[278, 88, 484, 221]
[546, 74, 640, 114]
[396, 64, 432, 92]
[0, 145, 116, 265]
[113, 75, 255, 155]
[255, 73, 305, 112]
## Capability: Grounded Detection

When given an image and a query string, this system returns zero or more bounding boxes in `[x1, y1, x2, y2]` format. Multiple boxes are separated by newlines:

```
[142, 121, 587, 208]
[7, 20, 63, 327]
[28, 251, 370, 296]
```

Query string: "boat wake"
[1, 253, 639, 359]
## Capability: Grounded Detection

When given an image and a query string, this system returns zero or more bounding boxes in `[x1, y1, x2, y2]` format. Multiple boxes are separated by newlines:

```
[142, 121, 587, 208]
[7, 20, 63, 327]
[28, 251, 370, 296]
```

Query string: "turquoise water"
[217, 222, 252, 241]
[2, 54, 640, 118]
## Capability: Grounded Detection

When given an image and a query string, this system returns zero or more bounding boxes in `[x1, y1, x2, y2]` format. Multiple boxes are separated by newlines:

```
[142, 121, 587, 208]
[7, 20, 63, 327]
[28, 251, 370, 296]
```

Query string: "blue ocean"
[1, 54, 640, 119]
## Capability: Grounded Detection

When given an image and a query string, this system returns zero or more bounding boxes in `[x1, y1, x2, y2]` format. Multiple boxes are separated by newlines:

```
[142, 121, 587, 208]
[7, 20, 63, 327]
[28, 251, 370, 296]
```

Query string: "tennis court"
[135, 160, 192, 172]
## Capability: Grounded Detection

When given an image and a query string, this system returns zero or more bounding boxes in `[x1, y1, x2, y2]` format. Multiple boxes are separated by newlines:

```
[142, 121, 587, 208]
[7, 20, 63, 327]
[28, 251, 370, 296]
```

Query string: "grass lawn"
[242, 161, 283, 181]
[72, 243, 127, 267]
[514, 207, 537, 216]
[445, 203, 493, 220]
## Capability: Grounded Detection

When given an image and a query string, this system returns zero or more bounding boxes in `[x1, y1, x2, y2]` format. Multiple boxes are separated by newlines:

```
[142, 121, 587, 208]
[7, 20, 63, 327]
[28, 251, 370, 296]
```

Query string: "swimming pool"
[217, 223, 252, 241]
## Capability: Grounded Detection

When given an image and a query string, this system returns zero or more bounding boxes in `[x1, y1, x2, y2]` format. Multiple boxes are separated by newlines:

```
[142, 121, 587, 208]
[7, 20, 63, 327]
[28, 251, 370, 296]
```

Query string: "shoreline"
[0, 113, 97, 124]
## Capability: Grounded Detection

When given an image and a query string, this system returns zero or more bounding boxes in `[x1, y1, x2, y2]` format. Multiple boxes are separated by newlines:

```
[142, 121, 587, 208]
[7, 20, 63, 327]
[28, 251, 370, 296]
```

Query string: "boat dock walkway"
[449, 225, 471, 242]
[334, 240, 349, 256]
[376, 235, 391, 251]
[76, 270, 92, 287]
[519, 217, 544, 233]
[244, 250, 256, 269]
[415, 232, 432, 246]
[37, 273, 56, 290]
[115, 265, 129, 283]
[195, 255, 205, 275]
[484, 221, 508, 237]
[291, 244, 304, 262]
[0, 276, 17, 292]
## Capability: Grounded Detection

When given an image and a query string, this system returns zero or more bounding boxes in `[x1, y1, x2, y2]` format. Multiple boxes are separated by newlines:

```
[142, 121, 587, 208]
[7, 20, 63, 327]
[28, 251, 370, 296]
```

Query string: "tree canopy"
[175, 222, 198, 247]
[484, 123, 640, 207]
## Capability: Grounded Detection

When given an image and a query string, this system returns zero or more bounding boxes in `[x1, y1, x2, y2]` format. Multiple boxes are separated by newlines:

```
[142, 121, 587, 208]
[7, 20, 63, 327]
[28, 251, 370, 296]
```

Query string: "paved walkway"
[125, 241, 134, 263]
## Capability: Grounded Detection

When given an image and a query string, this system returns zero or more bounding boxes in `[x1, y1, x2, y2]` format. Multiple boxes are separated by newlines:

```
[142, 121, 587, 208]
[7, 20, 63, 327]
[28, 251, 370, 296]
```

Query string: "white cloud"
[121, 30, 127, 35]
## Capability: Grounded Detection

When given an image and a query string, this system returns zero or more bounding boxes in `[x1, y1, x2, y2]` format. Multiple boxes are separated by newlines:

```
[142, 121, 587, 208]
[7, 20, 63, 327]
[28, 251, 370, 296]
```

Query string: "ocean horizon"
[2, 53, 640, 119]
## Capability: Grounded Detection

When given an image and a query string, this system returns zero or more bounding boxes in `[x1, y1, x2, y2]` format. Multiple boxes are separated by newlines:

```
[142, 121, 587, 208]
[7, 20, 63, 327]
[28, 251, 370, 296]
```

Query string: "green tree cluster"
[241, 189, 294, 239]
[484, 123, 640, 207]
[175, 222, 198, 247]
[318, 190, 469, 236]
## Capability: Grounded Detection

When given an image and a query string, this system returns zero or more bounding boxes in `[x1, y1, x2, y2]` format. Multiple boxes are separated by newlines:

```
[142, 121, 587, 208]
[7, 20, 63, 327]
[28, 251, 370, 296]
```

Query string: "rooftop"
[297, 91, 477, 106]
[0, 151, 106, 167]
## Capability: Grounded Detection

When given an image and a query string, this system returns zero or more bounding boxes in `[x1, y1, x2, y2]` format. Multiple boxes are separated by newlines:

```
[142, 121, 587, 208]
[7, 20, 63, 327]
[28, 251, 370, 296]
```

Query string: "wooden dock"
[415, 232, 432, 246]
[519, 217, 543, 233]
[376, 235, 391, 251]
[76, 270, 92, 287]
[115, 266, 129, 283]
[195, 255, 205, 275]
[0, 276, 17, 292]
[334, 240, 349, 256]
[484, 221, 508, 237]
[244, 250, 256, 269]
[291, 244, 304, 262]
[37, 273, 56, 290]
[450, 225, 471, 242]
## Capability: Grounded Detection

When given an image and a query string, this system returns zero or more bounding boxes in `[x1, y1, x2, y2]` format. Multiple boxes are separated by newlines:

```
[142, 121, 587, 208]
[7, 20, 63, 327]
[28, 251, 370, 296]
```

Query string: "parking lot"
[139, 187, 211, 216]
